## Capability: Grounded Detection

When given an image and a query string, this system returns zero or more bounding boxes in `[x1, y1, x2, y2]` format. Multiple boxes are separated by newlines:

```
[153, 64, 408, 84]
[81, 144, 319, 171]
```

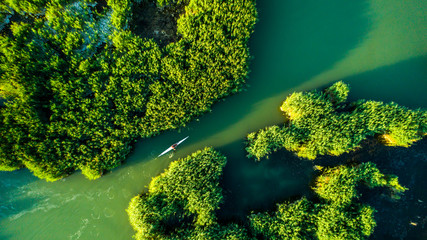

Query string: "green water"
[1, 1, 426, 239]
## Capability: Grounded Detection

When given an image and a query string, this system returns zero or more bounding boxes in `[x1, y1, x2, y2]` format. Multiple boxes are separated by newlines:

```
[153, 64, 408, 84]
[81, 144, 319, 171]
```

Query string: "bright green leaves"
[0, 111, 24, 171]
[156, 0, 187, 8]
[178, 0, 257, 42]
[315, 203, 376, 240]
[248, 163, 405, 240]
[108, 0, 132, 29]
[246, 126, 288, 160]
[358, 101, 425, 147]
[127, 148, 239, 240]
[247, 81, 427, 160]
[3, 0, 49, 14]
[313, 162, 406, 206]
[1, 0, 257, 180]
[0, 1, 143, 179]
[109, 30, 161, 77]
[324, 80, 349, 104]
[249, 197, 317, 240]
[44, 1, 113, 61]
[147, 148, 226, 226]
[281, 92, 334, 121]
[312, 164, 390, 240]
[128, 146, 407, 240]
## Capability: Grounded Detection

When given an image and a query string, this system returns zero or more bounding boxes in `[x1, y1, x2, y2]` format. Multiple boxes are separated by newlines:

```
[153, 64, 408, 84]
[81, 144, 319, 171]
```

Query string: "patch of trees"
[249, 162, 406, 240]
[127, 148, 406, 240]
[127, 147, 251, 239]
[246, 81, 426, 160]
[0, 0, 257, 180]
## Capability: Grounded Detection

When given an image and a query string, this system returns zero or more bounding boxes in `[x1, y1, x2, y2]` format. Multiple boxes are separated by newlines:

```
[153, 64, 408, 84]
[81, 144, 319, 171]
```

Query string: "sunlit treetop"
[247, 81, 426, 160]
[0, 0, 257, 181]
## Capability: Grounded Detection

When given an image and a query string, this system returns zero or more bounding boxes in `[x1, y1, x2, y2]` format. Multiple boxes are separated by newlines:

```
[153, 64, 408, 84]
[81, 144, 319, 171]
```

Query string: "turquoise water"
[1, 0, 426, 239]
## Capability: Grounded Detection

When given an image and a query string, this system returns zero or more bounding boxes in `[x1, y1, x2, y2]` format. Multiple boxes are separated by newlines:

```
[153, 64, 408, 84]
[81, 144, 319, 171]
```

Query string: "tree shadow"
[183, 0, 372, 144]
[310, 136, 427, 240]
[359, 138, 427, 240]
[344, 56, 427, 109]
[247, 0, 370, 99]
[216, 140, 314, 222]
[130, 1, 186, 47]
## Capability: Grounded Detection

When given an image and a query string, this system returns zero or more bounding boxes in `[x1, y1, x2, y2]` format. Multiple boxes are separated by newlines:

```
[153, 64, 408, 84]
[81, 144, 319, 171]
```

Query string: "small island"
[127, 147, 406, 240]
[246, 81, 426, 160]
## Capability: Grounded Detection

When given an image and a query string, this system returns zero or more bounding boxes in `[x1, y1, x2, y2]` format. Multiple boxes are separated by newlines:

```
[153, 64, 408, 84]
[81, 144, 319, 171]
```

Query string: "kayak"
[157, 136, 189, 157]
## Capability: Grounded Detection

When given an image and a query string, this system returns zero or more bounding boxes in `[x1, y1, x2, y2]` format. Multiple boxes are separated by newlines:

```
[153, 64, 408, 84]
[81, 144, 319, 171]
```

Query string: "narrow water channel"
[1, 1, 426, 239]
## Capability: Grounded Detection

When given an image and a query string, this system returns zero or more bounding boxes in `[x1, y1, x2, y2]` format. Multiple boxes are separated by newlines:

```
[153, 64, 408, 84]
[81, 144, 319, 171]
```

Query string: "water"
[1, 0, 426, 239]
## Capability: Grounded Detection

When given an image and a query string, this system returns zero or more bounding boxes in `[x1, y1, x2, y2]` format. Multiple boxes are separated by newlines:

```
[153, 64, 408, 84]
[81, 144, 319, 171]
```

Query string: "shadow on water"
[216, 140, 314, 221]
[248, 0, 370, 95]
[284, 0, 427, 100]
[344, 56, 427, 108]
[164, 0, 373, 150]
[1, 1, 425, 239]
[309, 137, 427, 240]
[353, 138, 427, 240]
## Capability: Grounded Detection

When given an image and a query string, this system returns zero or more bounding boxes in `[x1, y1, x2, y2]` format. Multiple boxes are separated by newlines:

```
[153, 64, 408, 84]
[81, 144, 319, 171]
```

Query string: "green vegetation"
[156, 0, 186, 8]
[128, 149, 406, 240]
[249, 197, 317, 240]
[126, 147, 250, 240]
[1, 0, 51, 15]
[240, 82, 416, 239]
[313, 162, 407, 205]
[246, 81, 426, 160]
[249, 162, 405, 240]
[0, 0, 257, 180]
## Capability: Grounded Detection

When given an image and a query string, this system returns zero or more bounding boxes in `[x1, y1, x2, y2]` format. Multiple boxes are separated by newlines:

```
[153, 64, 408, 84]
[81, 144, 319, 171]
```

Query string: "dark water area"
[248, 0, 369, 96]
[357, 139, 427, 240]
[346, 56, 427, 108]
[217, 140, 313, 221]
[0, 0, 426, 239]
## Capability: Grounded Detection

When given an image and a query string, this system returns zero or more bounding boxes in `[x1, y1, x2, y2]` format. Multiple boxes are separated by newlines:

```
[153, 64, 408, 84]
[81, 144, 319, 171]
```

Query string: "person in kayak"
[157, 136, 189, 158]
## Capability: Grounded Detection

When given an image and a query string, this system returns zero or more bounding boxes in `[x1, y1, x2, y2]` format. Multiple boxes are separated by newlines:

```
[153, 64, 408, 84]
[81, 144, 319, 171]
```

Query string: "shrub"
[246, 81, 426, 160]
[249, 162, 405, 240]
[313, 162, 406, 205]
[126, 148, 235, 239]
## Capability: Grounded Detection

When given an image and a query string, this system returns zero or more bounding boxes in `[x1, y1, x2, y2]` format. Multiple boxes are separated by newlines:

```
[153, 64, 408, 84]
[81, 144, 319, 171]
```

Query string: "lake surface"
[1, 0, 426, 239]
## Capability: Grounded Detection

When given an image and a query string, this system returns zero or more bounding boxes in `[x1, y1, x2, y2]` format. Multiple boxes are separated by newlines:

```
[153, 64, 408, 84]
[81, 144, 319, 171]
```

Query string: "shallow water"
[1, 0, 426, 239]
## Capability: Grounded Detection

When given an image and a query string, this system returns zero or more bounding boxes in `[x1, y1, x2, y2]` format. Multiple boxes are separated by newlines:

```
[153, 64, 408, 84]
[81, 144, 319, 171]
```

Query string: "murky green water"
[1, 1, 426, 239]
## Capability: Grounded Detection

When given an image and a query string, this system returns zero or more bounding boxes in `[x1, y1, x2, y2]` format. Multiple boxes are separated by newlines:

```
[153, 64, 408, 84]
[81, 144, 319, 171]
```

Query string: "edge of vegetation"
[127, 148, 407, 240]
[246, 81, 426, 160]
[0, 0, 258, 181]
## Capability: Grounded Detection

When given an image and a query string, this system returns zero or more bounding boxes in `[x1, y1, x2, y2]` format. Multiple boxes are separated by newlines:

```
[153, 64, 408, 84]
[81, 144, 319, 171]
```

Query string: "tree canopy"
[0, 0, 257, 180]
[246, 81, 426, 160]
[249, 162, 406, 240]
[126, 147, 251, 240]
[128, 148, 406, 240]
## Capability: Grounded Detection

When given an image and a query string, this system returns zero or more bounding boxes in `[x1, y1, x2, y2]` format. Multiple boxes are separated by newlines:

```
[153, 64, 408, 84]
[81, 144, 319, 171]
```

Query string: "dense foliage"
[249, 197, 317, 240]
[128, 148, 406, 240]
[246, 81, 426, 160]
[0, 0, 257, 180]
[249, 162, 405, 240]
[313, 162, 406, 205]
[126, 147, 251, 240]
